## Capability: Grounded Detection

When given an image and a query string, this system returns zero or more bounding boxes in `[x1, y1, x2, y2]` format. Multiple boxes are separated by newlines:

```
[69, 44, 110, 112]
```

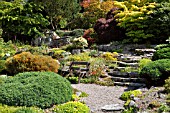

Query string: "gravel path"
[71, 84, 128, 113]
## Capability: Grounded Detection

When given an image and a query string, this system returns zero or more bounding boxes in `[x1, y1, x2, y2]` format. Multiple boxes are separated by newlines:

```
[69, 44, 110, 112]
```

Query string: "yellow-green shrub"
[5, 52, 59, 75]
[53, 101, 90, 113]
[0, 104, 43, 113]
[66, 52, 91, 61]
[51, 48, 67, 59]
[100, 52, 118, 61]
[120, 90, 142, 101]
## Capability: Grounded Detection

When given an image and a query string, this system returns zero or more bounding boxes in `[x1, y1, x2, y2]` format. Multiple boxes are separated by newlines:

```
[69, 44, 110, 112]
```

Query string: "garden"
[0, 0, 170, 112]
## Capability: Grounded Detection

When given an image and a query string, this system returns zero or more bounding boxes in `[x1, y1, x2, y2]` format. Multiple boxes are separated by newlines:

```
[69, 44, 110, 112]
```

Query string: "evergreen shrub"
[0, 72, 72, 109]
[53, 101, 90, 113]
[5, 52, 59, 75]
[152, 47, 170, 60]
[140, 59, 170, 86]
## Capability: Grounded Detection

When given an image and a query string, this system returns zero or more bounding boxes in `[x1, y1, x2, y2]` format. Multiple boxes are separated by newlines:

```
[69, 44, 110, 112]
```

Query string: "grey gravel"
[71, 84, 127, 113]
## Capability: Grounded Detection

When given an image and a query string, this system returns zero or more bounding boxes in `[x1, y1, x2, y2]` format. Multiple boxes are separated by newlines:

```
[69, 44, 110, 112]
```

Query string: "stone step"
[118, 55, 142, 63]
[114, 82, 146, 87]
[108, 71, 140, 78]
[114, 67, 138, 72]
[135, 49, 156, 55]
[111, 76, 146, 83]
[117, 61, 139, 67]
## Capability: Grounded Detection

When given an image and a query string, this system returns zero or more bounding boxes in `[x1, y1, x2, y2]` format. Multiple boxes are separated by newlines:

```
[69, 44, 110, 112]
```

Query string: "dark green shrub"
[140, 59, 170, 86]
[152, 47, 170, 60]
[53, 101, 90, 113]
[5, 52, 59, 75]
[120, 90, 142, 101]
[0, 72, 72, 109]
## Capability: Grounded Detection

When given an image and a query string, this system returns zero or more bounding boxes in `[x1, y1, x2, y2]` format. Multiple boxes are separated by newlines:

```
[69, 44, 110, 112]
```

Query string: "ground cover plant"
[0, 104, 43, 113]
[0, 72, 72, 109]
[53, 101, 90, 113]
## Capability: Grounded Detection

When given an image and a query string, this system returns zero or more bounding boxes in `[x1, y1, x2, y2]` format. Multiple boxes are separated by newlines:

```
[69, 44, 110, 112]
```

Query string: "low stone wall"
[97, 43, 156, 54]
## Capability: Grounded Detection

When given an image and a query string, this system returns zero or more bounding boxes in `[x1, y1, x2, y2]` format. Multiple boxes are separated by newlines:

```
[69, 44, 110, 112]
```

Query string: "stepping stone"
[101, 104, 124, 111]
[114, 82, 146, 87]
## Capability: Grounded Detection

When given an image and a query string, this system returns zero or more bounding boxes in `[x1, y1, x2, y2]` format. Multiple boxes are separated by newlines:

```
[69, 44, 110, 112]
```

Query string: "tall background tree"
[30, 0, 81, 30]
[0, 0, 49, 42]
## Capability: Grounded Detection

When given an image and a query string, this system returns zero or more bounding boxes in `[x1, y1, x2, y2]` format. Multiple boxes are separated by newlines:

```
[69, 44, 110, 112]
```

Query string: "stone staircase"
[106, 49, 156, 88]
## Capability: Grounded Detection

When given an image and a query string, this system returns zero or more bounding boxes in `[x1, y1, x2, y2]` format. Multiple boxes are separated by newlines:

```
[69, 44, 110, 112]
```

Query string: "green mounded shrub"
[0, 72, 72, 109]
[53, 101, 90, 113]
[140, 59, 170, 86]
[152, 47, 170, 61]
[5, 52, 59, 75]
[0, 104, 43, 113]
[120, 90, 142, 101]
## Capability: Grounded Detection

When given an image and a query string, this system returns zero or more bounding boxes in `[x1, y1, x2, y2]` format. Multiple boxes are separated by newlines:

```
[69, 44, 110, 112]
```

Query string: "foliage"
[0, 60, 6, 73]
[89, 57, 106, 77]
[31, 0, 81, 29]
[100, 52, 118, 61]
[114, 0, 157, 43]
[158, 104, 170, 113]
[67, 0, 117, 29]
[94, 7, 124, 44]
[66, 52, 91, 61]
[72, 36, 88, 49]
[56, 29, 84, 38]
[138, 58, 152, 72]
[145, 1, 170, 43]
[120, 90, 142, 101]
[0, 72, 72, 109]
[0, 104, 43, 113]
[164, 77, 170, 93]
[152, 47, 170, 60]
[51, 48, 67, 59]
[140, 59, 170, 86]
[0, 0, 49, 42]
[14, 107, 44, 113]
[154, 44, 170, 50]
[0, 38, 16, 60]
[67, 77, 79, 84]
[80, 76, 97, 84]
[122, 107, 138, 113]
[5, 52, 59, 75]
[95, 77, 114, 86]
[71, 94, 80, 101]
[53, 101, 90, 113]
